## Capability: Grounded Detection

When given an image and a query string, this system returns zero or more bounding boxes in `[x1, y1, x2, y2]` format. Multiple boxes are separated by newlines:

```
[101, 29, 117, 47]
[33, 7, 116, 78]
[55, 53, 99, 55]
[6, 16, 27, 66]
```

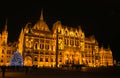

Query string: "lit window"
[51, 58, 53, 62]
[40, 52, 44, 54]
[51, 52, 54, 55]
[59, 52, 62, 55]
[45, 52, 49, 55]
[40, 44, 44, 49]
[34, 43, 37, 49]
[34, 57, 38, 61]
[45, 58, 48, 62]
[59, 58, 62, 62]
[40, 39, 44, 43]
[51, 46, 53, 50]
[45, 45, 49, 50]
[65, 31, 67, 36]
[1, 60, 3, 62]
[40, 58, 43, 62]
[2, 50, 4, 54]
[34, 52, 38, 54]
[67, 39, 69, 45]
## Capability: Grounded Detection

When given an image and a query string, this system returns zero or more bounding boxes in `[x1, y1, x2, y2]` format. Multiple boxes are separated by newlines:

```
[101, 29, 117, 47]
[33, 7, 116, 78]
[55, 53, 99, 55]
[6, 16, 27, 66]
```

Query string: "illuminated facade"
[0, 20, 17, 66]
[0, 10, 113, 67]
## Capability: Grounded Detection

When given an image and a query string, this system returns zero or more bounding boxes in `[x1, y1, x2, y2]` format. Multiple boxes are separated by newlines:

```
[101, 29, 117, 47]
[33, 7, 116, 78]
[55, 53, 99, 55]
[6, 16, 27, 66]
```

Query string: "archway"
[63, 50, 81, 65]
[63, 51, 74, 65]
[24, 56, 32, 66]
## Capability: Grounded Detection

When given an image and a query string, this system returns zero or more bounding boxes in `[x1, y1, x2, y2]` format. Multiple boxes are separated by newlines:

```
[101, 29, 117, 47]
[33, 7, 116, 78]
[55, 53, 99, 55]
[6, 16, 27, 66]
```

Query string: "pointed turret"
[4, 18, 8, 31]
[1, 18, 8, 45]
[101, 43, 104, 50]
[2, 18, 8, 34]
[107, 45, 111, 50]
[40, 8, 44, 21]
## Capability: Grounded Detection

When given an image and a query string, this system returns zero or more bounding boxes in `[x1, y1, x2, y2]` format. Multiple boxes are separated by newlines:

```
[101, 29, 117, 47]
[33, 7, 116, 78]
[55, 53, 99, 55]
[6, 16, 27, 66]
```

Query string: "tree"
[10, 51, 23, 66]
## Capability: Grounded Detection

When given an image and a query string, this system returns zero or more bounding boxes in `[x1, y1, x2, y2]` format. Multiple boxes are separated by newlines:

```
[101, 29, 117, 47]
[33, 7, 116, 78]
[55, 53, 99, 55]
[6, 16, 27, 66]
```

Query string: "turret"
[1, 19, 8, 45]
[40, 8, 44, 21]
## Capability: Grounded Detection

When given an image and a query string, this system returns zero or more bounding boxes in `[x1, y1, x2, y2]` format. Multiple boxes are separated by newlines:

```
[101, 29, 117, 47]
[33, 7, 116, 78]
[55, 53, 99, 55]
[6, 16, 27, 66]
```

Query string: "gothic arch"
[24, 56, 32, 66]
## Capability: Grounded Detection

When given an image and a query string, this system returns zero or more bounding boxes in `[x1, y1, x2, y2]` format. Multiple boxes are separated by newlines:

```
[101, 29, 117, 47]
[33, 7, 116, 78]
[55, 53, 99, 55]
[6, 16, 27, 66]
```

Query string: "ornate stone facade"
[0, 10, 113, 67]
[0, 20, 17, 66]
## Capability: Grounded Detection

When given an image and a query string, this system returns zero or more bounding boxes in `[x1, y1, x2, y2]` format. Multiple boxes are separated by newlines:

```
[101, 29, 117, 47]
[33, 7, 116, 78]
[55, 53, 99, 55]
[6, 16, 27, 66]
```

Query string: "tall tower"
[2, 18, 8, 45]
[0, 18, 8, 66]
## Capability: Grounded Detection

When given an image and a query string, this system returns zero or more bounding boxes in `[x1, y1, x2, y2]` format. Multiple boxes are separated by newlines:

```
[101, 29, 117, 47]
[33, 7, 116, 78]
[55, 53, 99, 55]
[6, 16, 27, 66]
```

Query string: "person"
[25, 66, 31, 74]
[1, 65, 6, 78]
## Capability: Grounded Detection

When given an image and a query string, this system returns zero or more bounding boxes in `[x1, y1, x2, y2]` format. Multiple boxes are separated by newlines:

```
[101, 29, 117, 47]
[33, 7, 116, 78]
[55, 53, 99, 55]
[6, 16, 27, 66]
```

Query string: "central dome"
[33, 10, 50, 31]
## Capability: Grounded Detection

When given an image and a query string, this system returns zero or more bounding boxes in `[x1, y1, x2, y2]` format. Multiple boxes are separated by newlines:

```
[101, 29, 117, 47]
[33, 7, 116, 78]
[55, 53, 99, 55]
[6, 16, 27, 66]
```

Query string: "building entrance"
[24, 56, 32, 66]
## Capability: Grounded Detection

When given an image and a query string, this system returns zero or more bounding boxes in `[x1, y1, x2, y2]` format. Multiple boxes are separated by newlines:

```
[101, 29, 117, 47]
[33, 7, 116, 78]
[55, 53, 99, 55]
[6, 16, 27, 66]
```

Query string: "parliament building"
[0, 10, 113, 67]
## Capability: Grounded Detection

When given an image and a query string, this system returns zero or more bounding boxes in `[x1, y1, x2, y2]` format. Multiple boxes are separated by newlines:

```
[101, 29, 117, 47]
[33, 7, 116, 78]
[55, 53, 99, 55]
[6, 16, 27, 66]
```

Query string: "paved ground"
[0, 68, 120, 78]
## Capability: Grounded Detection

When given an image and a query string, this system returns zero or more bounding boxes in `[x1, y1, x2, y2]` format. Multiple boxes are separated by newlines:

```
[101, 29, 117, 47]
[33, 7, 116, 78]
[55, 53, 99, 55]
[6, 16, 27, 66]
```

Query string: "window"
[40, 52, 44, 54]
[65, 31, 67, 35]
[45, 52, 49, 55]
[64, 38, 67, 45]
[40, 39, 44, 43]
[40, 58, 43, 62]
[45, 58, 48, 62]
[70, 39, 74, 46]
[75, 40, 78, 46]
[76, 33, 77, 36]
[1, 60, 3, 62]
[59, 52, 62, 55]
[40, 44, 44, 49]
[7, 61, 9, 63]
[27, 51, 30, 54]
[51, 46, 53, 50]
[77, 40, 79, 46]
[35, 43, 37, 49]
[51, 52, 54, 55]
[34, 52, 38, 54]
[67, 39, 69, 45]
[45, 45, 49, 50]
[7, 50, 11, 54]
[34, 57, 38, 61]
[46, 40, 49, 43]
[2, 50, 4, 54]
[51, 58, 53, 62]
[59, 58, 62, 62]
[59, 30, 61, 34]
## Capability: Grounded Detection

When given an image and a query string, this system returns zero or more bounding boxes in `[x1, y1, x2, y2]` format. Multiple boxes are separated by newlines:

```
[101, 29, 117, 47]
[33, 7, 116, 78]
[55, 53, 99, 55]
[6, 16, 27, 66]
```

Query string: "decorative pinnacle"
[40, 8, 44, 21]
[5, 18, 8, 31]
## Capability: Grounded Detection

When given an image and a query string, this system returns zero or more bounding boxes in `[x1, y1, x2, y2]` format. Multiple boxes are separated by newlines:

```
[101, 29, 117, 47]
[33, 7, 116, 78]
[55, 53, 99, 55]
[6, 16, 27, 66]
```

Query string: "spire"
[4, 18, 8, 31]
[40, 8, 44, 21]
[101, 43, 104, 49]
[78, 25, 82, 32]
[108, 45, 111, 50]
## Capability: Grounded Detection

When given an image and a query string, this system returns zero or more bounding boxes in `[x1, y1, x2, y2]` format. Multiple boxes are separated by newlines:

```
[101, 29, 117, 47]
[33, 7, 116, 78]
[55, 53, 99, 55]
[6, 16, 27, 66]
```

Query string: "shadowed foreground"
[0, 67, 120, 78]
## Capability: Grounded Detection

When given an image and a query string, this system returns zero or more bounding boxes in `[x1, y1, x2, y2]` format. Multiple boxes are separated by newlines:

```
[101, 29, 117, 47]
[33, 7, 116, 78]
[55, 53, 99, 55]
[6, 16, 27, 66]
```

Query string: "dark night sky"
[0, 1, 120, 61]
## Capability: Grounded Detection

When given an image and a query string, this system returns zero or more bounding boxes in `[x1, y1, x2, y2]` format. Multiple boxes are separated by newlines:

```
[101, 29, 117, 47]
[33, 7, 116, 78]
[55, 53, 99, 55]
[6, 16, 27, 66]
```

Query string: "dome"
[33, 10, 50, 32]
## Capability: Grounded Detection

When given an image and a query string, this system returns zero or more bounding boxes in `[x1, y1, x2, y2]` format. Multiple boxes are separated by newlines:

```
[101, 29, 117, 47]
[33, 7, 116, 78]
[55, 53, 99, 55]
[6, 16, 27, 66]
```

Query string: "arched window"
[64, 38, 67, 45]
[35, 43, 37, 49]
[50, 58, 53, 62]
[40, 58, 43, 62]
[40, 44, 44, 49]
[65, 31, 67, 35]
[76, 33, 78, 36]
[45, 58, 48, 62]
[34, 57, 38, 61]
